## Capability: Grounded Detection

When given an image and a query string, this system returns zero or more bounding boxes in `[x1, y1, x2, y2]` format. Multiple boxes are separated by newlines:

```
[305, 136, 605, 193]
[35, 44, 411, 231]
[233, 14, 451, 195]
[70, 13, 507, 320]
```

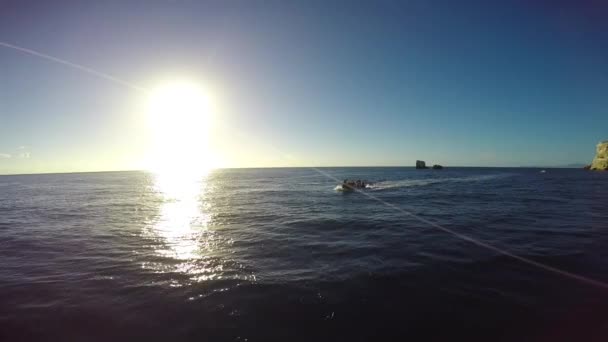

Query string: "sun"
[144, 81, 215, 174]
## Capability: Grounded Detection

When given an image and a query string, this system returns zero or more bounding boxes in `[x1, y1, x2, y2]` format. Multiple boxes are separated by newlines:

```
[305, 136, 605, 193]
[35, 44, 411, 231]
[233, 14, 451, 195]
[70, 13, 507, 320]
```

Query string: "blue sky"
[1, 0, 607, 174]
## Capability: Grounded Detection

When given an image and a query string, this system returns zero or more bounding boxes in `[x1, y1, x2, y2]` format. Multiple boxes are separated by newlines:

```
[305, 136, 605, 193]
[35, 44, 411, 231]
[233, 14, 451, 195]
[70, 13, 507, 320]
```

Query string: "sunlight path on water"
[140, 171, 230, 284]
[148, 172, 211, 260]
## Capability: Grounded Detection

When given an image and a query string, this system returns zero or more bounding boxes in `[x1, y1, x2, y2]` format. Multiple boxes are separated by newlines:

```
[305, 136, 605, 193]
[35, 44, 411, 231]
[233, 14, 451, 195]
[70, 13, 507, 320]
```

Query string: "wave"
[334, 185, 347, 192]
[367, 174, 513, 191]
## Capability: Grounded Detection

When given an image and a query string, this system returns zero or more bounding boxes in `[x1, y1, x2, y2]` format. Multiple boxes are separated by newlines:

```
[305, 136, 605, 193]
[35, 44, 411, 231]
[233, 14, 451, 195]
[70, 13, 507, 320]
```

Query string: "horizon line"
[0, 165, 587, 176]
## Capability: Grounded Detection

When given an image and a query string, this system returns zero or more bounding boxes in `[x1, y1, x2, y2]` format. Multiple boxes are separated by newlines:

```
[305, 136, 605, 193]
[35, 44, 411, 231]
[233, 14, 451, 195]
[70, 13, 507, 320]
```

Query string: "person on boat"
[343, 179, 352, 189]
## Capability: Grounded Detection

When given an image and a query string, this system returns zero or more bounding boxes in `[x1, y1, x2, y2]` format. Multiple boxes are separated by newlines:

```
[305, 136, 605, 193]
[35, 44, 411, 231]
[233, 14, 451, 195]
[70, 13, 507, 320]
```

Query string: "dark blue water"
[1, 167, 607, 341]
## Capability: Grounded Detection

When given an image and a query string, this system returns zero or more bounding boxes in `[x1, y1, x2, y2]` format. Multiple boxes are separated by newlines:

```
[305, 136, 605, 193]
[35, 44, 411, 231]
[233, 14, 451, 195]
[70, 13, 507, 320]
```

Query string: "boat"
[336, 179, 369, 191]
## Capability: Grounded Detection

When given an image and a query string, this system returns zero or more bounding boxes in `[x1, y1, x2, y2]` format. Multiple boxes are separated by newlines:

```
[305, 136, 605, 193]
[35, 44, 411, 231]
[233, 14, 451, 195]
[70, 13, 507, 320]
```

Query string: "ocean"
[1, 167, 607, 341]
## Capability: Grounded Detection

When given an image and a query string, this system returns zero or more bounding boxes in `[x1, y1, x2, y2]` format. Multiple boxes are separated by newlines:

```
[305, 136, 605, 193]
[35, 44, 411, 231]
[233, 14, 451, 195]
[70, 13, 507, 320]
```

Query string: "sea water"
[1, 167, 607, 341]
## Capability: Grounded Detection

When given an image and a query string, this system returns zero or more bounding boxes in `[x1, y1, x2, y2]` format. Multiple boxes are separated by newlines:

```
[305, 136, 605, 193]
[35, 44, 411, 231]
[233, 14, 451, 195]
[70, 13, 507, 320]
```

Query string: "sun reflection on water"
[150, 171, 211, 260]
[140, 170, 254, 286]
[141, 171, 220, 280]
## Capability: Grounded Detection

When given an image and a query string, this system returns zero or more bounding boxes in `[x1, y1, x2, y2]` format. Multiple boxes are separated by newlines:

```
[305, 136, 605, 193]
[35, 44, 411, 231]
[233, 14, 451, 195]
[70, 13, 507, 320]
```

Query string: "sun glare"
[145, 81, 215, 175]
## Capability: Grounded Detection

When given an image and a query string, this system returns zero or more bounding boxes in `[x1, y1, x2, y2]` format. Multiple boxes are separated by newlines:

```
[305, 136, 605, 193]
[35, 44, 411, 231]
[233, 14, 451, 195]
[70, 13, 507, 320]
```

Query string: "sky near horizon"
[1, 0, 607, 174]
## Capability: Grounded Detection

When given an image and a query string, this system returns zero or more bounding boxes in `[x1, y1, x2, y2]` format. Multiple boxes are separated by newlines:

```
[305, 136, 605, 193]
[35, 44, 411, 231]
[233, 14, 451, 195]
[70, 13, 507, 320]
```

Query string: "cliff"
[590, 141, 608, 171]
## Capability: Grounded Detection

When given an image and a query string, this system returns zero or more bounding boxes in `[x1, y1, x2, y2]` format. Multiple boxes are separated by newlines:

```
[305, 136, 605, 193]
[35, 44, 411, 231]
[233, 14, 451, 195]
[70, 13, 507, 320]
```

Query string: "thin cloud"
[0, 153, 11, 159]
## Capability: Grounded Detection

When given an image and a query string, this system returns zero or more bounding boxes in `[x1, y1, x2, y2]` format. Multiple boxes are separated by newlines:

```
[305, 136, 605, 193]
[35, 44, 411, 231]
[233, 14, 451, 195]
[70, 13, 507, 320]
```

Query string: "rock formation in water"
[432, 164, 443, 169]
[589, 141, 608, 171]
[416, 160, 428, 169]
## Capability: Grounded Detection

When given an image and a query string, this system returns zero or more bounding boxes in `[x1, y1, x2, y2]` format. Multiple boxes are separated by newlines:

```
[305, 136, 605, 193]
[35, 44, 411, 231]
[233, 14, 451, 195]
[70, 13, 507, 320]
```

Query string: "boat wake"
[366, 174, 513, 191]
[334, 183, 373, 192]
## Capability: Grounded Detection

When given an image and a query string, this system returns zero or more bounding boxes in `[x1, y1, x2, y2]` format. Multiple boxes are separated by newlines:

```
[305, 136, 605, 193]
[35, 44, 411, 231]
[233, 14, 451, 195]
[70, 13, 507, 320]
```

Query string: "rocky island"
[416, 160, 444, 169]
[416, 160, 428, 169]
[588, 141, 608, 171]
